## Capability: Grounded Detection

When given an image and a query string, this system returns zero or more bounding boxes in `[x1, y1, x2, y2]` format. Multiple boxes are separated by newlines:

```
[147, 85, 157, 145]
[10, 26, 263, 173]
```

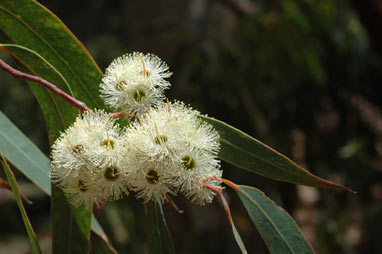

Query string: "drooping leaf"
[200, 116, 352, 191]
[145, 200, 175, 254]
[236, 185, 315, 254]
[1, 153, 41, 254]
[0, 110, 112, 251]
[205, 182, 248, 254]
[231, 221, 248, 254]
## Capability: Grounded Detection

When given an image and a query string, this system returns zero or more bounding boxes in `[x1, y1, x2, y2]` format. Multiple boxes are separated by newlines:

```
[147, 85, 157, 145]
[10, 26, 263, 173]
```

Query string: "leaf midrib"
[238, 186, 295, 254]
[219, 137, 308, 180]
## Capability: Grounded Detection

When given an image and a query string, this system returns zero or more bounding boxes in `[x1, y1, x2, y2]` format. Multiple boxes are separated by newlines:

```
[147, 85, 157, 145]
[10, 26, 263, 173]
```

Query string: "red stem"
[0, 178, 33, 205]
[165, 194, 184, 214]
[203, 183, 233, 225]
[0, 58, 91, 112]
[109, 112, 127, 119]
[214, 177, 239, 191]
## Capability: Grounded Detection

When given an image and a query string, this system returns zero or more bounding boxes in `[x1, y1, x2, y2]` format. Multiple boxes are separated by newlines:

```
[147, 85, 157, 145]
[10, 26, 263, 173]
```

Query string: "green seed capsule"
[181, 155, 195, 171]
[78, 180, 88, 192]
[133, 89, 146, 102]
[145, 169, 159, 184]
[104, 166, 120, 181]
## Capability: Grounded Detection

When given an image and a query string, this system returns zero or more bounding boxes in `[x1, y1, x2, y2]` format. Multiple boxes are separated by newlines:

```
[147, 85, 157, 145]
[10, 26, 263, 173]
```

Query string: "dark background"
[0, 0, 381, 253]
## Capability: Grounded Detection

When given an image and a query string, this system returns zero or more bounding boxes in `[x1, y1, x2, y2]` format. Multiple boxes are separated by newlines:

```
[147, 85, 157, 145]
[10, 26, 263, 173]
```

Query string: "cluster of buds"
[50, 53, 222, 208]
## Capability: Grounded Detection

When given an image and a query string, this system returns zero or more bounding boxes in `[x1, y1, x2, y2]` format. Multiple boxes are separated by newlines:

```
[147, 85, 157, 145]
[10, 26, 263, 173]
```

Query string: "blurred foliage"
[0, 0, 381, 253]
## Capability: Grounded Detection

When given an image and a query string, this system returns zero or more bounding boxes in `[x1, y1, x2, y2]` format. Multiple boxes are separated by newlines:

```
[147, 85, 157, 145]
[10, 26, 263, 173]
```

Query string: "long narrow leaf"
[231, 218, 247, 254]
[146, 200, 175, 254]
[201, 116, 352, 191]
[236, 185, 315, 254]
[1, 153, 41, 254]
[0, 110, 51, 195]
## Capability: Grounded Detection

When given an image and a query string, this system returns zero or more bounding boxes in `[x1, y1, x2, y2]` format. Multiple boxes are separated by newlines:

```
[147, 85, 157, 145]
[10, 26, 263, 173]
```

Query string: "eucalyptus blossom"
[100, 52, 172, 115]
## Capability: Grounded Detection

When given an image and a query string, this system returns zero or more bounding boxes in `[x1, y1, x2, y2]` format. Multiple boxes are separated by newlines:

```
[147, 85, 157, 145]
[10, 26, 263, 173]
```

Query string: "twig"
[203, 183, 233, 224]
[0, 58, 91, 112]
[165, 194, 184, 214]
[0, 178, 33, 205]
[202, 176, 239, 191]
[109, 112, 127, 119]
[214, 177, 239, 191]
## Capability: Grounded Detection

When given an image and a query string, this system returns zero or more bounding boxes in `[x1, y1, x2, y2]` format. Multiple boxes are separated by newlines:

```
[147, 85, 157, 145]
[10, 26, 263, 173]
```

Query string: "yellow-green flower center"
[133, 89, 146, 102]
[116, 80, 127, 91]
[144, 169, 159, 184]
[100, 139, 115, 149]
[78, 179, 88, 192]
[104, 166, 120, 181]
[154, 135, 168, 145]
[72, 144, 84, 155]
[181, 155, 195, 171]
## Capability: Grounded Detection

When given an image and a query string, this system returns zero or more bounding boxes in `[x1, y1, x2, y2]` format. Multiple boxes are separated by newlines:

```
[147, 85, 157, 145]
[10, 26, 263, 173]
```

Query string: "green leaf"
[146, 200, 175, 254]
[0, 42, 93, 253]
[89, 232, 117, 254]
[0, 110, 113, 252]
[232, 223, 247, 254]
[51, 184, 92, 254]
[236, 185, 315, 254]
[0, 1, 173, 252]
[0, 0, 104, 109]
[0, 0, 105, 248]
[1, 153, 41, 254]
[0, 1, 105, 247]
[0, 110, 51, 195]
[200, 116, 352, 191]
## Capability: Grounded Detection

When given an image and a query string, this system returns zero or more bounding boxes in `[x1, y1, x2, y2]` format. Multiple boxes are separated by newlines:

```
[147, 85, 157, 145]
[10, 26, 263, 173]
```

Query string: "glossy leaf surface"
[201, 116, 351, 191]
[237, 185, 315, 254]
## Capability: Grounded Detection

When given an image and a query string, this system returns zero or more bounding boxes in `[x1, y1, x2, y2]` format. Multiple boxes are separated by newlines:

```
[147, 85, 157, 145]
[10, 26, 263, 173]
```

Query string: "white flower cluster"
[50, 53, 222, 208]
[100, 52, 171, 115]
